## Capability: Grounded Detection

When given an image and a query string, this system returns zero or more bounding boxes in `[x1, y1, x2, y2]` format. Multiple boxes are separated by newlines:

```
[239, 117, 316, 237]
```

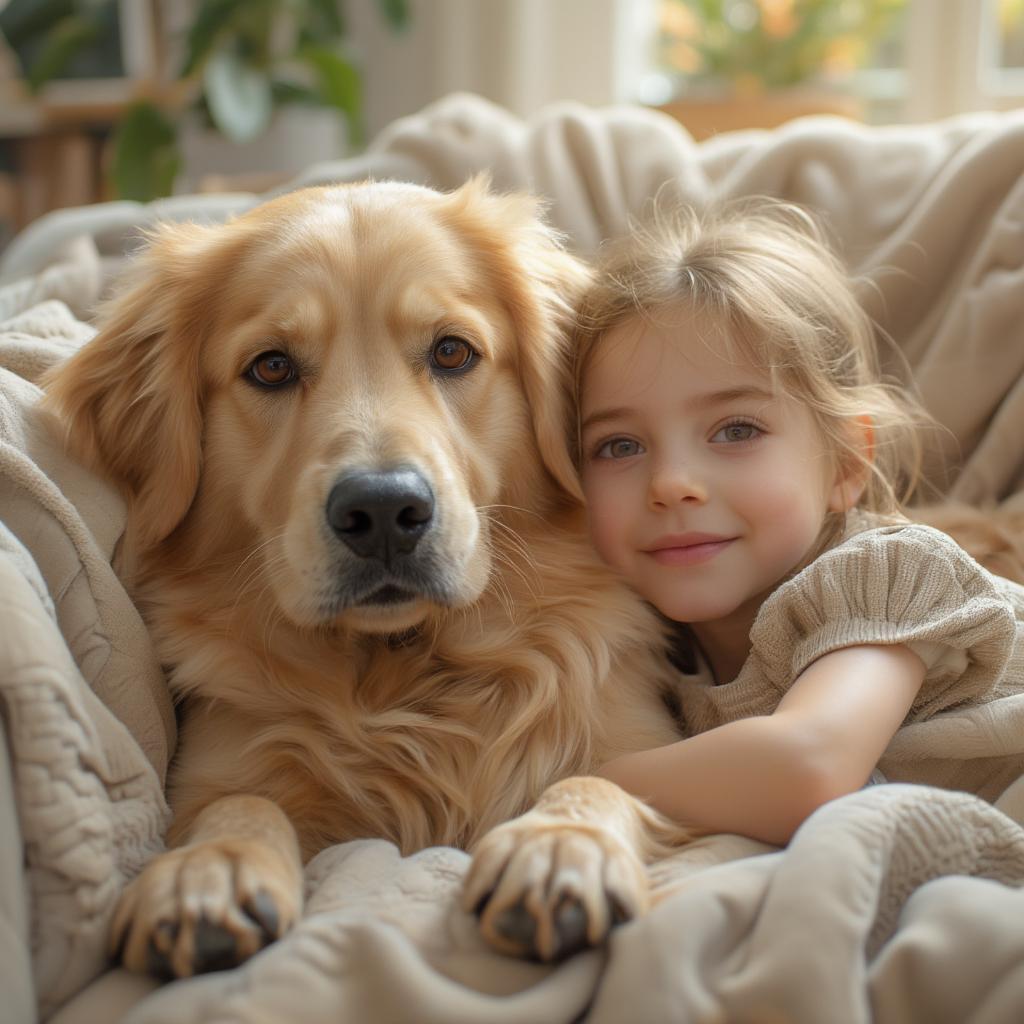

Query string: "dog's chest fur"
[155, 556, 682, 860]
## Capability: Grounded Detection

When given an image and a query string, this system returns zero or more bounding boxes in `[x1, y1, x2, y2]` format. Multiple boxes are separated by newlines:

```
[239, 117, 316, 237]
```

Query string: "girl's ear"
[828, 414, 874, 512]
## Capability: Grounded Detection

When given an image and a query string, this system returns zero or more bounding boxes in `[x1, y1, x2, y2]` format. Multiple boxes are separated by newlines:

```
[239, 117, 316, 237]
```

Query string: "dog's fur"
[43, 180, 691, 977]
[914, 499, 1024, 585]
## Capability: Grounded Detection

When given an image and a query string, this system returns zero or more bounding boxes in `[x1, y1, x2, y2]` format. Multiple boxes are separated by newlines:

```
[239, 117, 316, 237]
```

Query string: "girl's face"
[579, 308, 852, 650]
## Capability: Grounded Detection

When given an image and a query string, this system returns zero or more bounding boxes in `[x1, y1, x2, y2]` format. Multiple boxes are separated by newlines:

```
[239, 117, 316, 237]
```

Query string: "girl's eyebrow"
[696, 384, 776, 407]
[580, 406, 634, 433]
[580, 385, 775, 433]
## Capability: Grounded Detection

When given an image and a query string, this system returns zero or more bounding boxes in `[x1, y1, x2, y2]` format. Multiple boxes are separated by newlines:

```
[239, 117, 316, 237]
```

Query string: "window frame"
[639, 0, 1024, 122]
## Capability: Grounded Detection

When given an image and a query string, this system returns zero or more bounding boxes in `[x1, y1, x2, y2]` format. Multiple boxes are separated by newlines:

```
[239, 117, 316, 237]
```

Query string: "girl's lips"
[646, 538, 735, 566]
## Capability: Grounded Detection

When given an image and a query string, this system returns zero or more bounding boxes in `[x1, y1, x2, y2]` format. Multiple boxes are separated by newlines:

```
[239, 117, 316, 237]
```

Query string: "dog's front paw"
[111, 838, 302, 979]
[462, 817, 649, 962]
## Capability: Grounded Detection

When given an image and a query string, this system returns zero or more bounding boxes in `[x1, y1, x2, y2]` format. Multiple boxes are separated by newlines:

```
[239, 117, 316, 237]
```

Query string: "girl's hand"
[596, 643, 926, 845]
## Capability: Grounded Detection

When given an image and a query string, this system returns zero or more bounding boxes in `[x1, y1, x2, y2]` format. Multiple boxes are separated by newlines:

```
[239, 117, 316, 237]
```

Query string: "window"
[645, 0, 1024, 123]
[990, 0, 1024, 98]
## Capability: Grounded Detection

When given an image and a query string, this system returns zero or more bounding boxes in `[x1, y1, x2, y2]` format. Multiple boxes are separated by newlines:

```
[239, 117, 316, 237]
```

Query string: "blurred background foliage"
[657, 0, 904, 96]
[0, 0, 409, 200]
[1002, 0, 1024, 65]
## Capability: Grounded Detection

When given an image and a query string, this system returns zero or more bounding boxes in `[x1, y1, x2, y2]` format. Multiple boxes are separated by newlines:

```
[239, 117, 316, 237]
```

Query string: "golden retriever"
[43, 179, 690, 979]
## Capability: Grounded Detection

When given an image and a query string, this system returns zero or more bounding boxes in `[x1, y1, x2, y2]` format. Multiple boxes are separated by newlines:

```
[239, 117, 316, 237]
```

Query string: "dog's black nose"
[326, 469, 434, 561]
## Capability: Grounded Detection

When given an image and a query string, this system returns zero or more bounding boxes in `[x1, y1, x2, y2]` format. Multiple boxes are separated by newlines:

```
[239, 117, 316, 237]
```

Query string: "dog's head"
[44, 179, 590, 634]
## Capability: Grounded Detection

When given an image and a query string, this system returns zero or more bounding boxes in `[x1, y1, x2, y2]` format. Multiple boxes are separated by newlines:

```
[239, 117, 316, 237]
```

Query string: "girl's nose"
[648, 464, 708, 508]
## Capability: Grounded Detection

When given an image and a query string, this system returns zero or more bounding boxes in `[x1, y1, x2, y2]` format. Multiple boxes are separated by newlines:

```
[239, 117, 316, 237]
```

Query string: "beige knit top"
[677, 514, 1024, 803]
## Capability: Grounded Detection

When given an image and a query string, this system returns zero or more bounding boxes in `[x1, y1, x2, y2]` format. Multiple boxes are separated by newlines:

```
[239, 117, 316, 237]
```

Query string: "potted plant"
[0, 0, 409, 200]
[654, 0, 903, 137]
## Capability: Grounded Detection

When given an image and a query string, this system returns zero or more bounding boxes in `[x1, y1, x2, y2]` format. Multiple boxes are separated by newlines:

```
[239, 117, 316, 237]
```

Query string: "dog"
[43, 179, 691, 979]
[913, 498, 1024, 585]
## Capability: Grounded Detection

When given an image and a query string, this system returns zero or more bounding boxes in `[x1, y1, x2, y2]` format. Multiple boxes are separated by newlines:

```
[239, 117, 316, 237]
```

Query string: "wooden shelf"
[0, 78, 177, 242]
[0, 78, 175, 134]
[0, 0, 170, 245]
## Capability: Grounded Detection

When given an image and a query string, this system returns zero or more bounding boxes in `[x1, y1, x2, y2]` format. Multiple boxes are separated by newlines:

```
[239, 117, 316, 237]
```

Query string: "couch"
[3, 92, 1024, 1024]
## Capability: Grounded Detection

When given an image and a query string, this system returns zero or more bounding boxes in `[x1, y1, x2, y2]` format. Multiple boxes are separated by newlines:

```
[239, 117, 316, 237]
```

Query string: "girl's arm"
[597, 643, 926, 846]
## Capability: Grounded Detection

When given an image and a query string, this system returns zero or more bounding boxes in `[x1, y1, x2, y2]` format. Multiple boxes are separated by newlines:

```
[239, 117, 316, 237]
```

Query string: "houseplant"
[0, 0, 409, 200]
[655, 0, 903, 136]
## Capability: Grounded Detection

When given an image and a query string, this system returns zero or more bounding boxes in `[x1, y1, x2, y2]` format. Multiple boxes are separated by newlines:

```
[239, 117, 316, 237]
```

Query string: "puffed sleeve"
[747, 524, 1017, 719]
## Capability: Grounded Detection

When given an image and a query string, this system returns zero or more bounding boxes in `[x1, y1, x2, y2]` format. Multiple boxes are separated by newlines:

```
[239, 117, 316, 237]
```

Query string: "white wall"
[355, 0, 657, 137]
[179, 0, 658, 187]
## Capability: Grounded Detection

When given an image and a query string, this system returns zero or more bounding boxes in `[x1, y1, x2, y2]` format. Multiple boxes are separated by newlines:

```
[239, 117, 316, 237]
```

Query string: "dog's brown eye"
[247, 351, 296, 388]
[430, 336, 476, 373]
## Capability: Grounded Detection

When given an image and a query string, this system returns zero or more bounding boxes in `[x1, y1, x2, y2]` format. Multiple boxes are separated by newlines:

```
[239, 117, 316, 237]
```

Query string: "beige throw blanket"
[0, 288, 171, 1021]
[3, 93, 1024, 1023]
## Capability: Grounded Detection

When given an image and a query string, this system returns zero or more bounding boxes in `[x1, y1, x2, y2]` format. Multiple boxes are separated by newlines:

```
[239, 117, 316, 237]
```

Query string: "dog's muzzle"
[326, 468, 434, 566]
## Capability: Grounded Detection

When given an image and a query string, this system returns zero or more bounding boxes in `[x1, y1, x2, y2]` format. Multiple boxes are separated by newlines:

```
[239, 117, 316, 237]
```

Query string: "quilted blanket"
[3, 93, 1024, 1024]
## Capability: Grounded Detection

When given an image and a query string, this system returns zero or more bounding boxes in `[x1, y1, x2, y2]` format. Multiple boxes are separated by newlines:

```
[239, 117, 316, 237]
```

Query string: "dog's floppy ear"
[452, 177, 592, 504]
[43, 221, 220, 554]
[514, 234, 592, 505]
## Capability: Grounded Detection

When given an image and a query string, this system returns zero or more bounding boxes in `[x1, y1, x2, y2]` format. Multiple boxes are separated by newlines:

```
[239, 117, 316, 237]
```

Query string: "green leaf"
[203, 45, 273, 142]
[304, 0, 345, 39]
[271, 78, 323, 106]
[0, 0, 74, 52]
[376, 0, 410, 31]
[180, 0, 251, 77]
[24, 13, 101, 91]
[301, 45, 364, 147]
[110, 101, 180, 201]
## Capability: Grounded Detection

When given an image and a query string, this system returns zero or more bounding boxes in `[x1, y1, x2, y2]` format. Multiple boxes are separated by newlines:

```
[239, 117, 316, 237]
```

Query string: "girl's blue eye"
[597, 438, 644, 459]
[711, 422, 762, 444]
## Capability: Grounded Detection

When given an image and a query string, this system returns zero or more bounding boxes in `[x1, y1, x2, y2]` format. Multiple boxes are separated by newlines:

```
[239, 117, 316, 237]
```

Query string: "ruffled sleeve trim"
[747, 524, 1016, 719]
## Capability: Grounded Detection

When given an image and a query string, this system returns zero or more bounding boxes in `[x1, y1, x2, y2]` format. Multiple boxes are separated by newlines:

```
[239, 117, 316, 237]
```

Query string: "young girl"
[574, 198, 1024, 846]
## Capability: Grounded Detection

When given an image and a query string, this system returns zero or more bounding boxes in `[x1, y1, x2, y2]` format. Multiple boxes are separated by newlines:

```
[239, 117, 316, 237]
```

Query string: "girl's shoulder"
[825, 508, 995, 579]
[749, 509, 1020, 709]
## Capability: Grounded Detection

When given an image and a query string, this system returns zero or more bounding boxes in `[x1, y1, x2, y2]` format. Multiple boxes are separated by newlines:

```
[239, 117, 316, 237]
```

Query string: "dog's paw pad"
[493, 902, 537, 952]
[146, 921, 179, 980]
[193, 917, 243, 974]
[609, 892, 633, 928]
[244, 889, 281, 941]
[469, 887, 495, 918]
[553, 895, 589, 959]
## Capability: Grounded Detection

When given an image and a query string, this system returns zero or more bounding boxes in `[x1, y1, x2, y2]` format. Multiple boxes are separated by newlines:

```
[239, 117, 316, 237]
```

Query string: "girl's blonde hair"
[573, 197, 931, 535]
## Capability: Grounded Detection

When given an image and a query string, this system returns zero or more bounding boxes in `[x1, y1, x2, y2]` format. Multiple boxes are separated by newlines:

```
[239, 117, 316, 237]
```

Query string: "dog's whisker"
[229, 545, 291, 619]
[492, 544, 540, 596]
[484, 524, 542, 603]
[254, 583, 290, 660]
[482, 532, 541, 599]
[484, 562, 518, 625]
[487, 549, 538, 607]
[487, 522, 536, 567]
[230, 563, 273, 614]
[454, 589, 488, 637]
[481, 511, 540, 564]
[477, 502, 545, 521]
[227, 532, 288, 589]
